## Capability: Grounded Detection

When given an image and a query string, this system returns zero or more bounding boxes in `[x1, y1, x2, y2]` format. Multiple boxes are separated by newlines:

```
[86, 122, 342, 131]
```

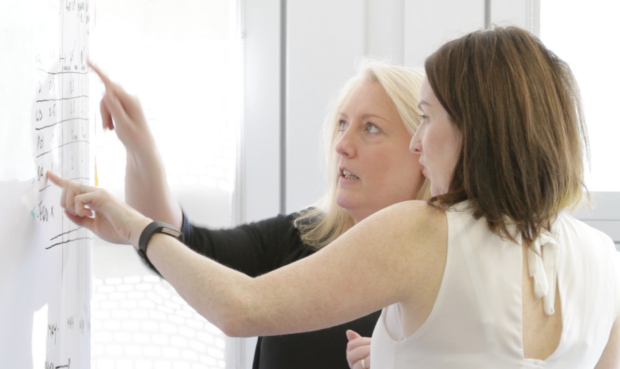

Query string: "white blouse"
[371, 203, 618, 368]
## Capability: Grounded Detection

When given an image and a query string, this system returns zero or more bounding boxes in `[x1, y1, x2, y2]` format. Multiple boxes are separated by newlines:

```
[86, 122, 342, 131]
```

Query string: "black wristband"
[138, 221, 184, 265]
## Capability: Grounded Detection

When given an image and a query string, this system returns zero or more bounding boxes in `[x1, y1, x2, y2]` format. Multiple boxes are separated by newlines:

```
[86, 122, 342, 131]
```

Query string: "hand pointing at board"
[88, 61, 182, 228]
[46, 171, 151, 248]
[89, 61, 156, 156]
[47, 62, 175, 250]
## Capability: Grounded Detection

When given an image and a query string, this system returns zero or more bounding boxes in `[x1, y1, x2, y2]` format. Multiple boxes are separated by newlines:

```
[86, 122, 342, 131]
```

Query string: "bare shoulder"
[344, 200, 449, 308]
[347, 200, 448, 257]
[387, 199, 446, 222]
[358, 200, 446, 236]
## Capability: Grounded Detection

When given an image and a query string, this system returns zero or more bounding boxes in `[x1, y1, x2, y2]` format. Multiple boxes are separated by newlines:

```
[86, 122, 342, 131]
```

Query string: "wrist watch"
[138, 221, 184, 265]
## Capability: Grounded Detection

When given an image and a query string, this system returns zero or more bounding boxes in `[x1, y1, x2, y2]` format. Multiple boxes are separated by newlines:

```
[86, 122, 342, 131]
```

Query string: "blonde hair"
[294, 60, 430, 250]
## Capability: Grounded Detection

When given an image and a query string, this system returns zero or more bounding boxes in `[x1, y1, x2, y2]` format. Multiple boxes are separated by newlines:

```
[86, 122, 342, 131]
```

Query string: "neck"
[347, 208, 372, 225]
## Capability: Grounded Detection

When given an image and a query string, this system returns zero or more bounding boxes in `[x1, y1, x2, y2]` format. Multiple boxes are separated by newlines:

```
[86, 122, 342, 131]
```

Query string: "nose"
[410, 126, 422, 154]
[335, 124, 357, 158]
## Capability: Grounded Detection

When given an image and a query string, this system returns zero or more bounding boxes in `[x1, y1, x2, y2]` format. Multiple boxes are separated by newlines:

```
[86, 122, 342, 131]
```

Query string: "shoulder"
[359, 200, 446, 235]
[322, 200, 449, 303]
[252, 210, 315, 260]
[243, 211, 300, 233]
[293, 207, 321, 223]
[556, 212, 620, 318]
[262, 207, 317, 229]
[348, 200, 448, 256]
[555, 212, 616, 252]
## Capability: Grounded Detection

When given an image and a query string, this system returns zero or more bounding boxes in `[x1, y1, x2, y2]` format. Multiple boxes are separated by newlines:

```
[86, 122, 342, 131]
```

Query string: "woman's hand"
[346, 330, 371, 369]
[88, 61, 183, 229]
[46, 171, 151, 247]
[89, 61, 155, 156]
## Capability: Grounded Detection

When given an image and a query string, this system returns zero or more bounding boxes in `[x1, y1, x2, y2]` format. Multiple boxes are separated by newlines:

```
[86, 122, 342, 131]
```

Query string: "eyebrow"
[361, 113, 387, 121]
[417, 100, 431, 109]
[337, 112, 389, 122]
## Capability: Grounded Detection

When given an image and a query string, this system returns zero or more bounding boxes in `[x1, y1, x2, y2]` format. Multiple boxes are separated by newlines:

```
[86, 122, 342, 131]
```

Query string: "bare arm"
[46, 172, 446, 338]
[146, 199, 445, 336]
[125, 147, 182, 229]
[90, 61, 182, 228]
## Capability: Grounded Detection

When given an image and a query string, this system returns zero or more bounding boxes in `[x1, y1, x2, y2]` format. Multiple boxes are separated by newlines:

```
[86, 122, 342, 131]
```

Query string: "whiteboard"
[0, 0, 92, 367]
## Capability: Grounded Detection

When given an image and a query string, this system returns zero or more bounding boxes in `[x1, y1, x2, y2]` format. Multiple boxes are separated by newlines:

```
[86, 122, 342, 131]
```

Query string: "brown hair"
[425, 26, 588, 247]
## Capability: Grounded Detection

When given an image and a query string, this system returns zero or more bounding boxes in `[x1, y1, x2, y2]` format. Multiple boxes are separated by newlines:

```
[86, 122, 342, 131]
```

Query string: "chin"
[336, 198, 352, 210]
[335, 194, 359, 211]
[430, 185, 447, 197]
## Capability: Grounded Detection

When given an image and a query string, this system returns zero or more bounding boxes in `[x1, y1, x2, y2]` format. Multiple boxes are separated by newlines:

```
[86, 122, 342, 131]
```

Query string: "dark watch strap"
[138, 221, 184, 263]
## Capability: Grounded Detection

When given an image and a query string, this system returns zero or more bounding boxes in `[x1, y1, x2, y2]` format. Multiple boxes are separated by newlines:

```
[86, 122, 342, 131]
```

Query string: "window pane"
[90, 0, 238, 367]
[541, 0, 620, 192]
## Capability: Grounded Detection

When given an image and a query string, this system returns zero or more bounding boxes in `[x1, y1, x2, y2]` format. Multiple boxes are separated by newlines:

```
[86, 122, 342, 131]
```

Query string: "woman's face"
[335, 80, 425, 223]
[410, 78, 462, 197]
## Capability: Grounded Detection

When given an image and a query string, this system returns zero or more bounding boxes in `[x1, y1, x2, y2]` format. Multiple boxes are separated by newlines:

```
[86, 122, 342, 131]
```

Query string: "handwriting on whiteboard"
[32, 0, 92, 366]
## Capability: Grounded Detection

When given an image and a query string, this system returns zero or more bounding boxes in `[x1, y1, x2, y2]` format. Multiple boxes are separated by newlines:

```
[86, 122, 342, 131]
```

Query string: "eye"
[338, 120, 348, 131]
[421, 114, 429, 123]
[366, 123, 380, 133]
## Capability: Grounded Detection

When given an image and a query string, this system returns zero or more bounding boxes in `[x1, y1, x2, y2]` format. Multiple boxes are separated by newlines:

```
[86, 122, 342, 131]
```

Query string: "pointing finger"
[46, 171, 67, 187]
[88, 60, 138, 118]
[88, 60, 114, 89]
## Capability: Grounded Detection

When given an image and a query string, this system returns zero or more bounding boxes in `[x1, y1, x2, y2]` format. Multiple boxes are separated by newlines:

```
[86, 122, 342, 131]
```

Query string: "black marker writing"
[47, 323, 59, 344]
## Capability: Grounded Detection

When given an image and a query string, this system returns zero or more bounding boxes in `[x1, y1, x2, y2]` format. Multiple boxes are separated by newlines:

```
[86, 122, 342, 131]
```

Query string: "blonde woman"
[79, 60, 428, 369]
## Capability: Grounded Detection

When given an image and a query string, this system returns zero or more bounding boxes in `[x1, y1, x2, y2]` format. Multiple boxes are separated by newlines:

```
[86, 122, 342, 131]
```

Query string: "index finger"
[46, 171, 68, 187]
[88, 60, 114, 88]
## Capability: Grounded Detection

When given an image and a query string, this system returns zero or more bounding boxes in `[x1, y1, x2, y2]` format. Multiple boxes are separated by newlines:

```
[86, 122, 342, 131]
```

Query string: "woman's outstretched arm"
[90, 61, 183, 229]
[47, 172, 446, 336]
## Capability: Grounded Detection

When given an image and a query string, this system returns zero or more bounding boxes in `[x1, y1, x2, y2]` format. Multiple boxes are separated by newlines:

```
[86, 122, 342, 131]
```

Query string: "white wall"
[404, 0, 485, 68]
[229, 1, 282, 367]
[240, 0, 282, 223]
[285, 0, 366, 213]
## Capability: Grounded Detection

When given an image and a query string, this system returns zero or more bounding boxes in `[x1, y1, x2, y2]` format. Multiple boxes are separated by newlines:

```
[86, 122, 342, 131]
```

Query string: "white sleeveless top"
[371, 203, 618, 368]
